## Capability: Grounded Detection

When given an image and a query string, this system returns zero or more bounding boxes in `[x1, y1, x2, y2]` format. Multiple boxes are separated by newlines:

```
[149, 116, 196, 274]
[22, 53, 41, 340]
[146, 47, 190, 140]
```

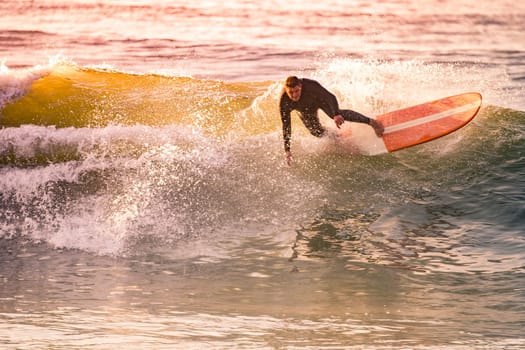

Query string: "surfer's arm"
[308, 80, 381, 134]
[285, 151, 292, 166]
[308, 80, 341, 118]
[280, 107, 294, 165]
[279, 96, 293, 153]
[281, 110, 292, 153]
[279, 93, 294, 165]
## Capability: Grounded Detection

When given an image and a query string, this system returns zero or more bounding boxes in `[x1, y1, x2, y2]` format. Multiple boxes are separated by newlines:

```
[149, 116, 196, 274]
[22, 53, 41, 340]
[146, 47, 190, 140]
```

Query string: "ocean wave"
[0, 62, 269, 128]
[1, 60, 523, 263]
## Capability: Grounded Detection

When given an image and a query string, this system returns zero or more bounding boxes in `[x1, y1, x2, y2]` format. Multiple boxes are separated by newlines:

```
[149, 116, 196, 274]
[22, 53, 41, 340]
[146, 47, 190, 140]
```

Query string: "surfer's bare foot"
[370, 119, 384, 137]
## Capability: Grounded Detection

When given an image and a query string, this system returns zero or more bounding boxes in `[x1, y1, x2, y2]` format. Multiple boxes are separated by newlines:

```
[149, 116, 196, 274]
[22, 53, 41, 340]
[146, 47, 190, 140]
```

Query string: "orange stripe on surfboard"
[376, 92, 482, 152]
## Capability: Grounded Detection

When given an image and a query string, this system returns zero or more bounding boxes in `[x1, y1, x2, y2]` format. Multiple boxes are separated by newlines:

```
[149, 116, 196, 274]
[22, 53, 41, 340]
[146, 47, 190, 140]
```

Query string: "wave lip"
[0, 62, 270, 129]
[0, 60, 53, 111]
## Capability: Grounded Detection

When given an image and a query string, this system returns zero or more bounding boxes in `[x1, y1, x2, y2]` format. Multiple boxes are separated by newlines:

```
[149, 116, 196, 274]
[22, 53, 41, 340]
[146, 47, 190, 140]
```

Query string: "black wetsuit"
[279, 78, 371, 152]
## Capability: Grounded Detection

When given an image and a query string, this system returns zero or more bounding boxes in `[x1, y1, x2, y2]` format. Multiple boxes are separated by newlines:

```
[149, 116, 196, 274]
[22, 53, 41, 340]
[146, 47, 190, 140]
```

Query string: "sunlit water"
[1, 1, 525, 349]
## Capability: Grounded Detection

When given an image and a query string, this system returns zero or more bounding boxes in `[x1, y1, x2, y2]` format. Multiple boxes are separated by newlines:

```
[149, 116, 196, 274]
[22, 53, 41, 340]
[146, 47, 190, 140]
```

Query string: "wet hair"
[285, 76, 302, 88]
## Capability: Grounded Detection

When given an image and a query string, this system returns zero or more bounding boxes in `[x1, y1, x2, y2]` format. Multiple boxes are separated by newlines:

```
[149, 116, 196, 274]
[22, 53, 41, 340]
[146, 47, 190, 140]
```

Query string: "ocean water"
[1, 0, 525, 349]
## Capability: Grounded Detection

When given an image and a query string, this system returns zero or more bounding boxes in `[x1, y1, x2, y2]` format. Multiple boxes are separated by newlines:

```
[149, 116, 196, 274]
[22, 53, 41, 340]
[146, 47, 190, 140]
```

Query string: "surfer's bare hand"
[285, 151, 293, 166]
[334, 115, 344, 129]
[370, 119, 384, 137]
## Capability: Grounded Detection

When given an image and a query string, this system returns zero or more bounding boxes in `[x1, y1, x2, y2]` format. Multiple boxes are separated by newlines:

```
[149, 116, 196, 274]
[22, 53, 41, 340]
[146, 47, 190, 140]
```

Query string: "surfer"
[280, 76, 384, 165]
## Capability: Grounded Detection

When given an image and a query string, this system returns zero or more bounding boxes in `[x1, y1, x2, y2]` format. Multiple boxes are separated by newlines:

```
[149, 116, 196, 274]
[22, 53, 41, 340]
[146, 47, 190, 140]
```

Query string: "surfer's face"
[286, 85, 302, 102]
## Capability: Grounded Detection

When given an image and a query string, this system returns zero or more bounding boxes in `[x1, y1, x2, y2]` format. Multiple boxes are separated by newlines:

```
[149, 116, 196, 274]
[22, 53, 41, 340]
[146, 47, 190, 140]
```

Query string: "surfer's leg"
[300, 112, 326, 137]
[339, 109, 371, 124]
[340, 109, 383, 136]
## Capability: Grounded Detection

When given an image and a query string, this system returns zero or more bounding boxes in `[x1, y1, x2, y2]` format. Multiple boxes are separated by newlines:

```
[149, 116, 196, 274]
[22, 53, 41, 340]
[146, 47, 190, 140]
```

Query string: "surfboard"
[376, 92, 482, 152]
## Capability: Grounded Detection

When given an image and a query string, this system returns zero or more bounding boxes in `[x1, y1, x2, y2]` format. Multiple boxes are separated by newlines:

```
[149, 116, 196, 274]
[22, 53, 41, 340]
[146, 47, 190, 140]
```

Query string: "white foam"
[312, 58, 518, 111]
[0, 60, 53, 109]
[0, 123, 237, 255]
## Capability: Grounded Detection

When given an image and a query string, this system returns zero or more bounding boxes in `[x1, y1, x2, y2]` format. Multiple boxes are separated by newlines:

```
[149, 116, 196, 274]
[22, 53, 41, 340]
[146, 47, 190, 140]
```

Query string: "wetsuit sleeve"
[309, 79, 372, 124]
[310, 80, 340, 118]
[280, 96, 292, 152]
